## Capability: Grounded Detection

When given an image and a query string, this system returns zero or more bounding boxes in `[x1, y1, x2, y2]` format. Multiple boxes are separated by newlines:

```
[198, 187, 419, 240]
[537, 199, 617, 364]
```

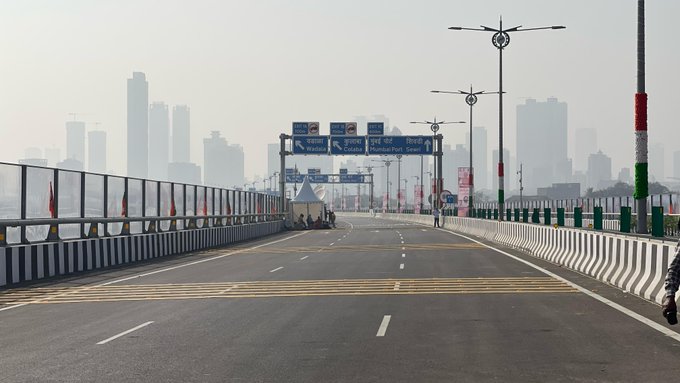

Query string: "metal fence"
[0, 162, 284, 245]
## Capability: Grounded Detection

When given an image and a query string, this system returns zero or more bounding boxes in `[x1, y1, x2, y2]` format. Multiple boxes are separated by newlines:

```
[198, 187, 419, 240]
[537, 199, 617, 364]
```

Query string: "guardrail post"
[557, 208, 565, 227]
[593, 206, 603, 231]
[506, 209, 511, 221]
[493, 209, 498, 220]
[651, 206, 664, 237]
[574, 207, 583, 228]
[121, 177, 130, 235]
[544, 208, 551, 226]
[80, 171, 86, 238]
[522, 208, 529, 223]
[531, 208, 540, 224]
[514, 208, 520, 222]
[620, 206, 632, 233]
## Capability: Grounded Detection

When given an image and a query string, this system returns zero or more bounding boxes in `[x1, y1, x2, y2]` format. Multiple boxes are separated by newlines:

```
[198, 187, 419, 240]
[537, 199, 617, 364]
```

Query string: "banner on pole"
[458, 167, 470, 217]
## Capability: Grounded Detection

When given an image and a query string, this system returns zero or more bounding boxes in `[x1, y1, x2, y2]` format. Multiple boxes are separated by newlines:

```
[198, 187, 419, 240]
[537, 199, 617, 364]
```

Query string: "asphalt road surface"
[2, 215, 680, 382]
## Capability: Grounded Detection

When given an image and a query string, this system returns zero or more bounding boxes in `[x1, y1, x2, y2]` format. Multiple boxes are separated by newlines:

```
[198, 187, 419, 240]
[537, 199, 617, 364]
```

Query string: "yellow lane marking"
[232, 243, 485, 255]
[0, 277, 577, 305]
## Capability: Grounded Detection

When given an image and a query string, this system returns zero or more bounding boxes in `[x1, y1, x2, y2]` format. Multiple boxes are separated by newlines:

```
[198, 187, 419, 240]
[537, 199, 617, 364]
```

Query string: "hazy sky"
[1, 0, 679, 181]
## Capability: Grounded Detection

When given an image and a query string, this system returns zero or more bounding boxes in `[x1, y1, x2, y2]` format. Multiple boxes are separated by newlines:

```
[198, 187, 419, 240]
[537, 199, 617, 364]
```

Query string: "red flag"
[257, 196, 262, 214]
[121, 192, 128, 217]
[48, 182, 55, 218]
[203, 200, 208, 216]
[170, 198, 176, 216]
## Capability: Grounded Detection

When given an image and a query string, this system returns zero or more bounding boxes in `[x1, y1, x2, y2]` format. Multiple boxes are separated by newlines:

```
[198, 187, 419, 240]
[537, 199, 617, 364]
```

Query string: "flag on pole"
[203, 199, 208, 216]
[170, 198, 176, 216]
[48, 182, 55, 218]
[121, 191, 128, 217]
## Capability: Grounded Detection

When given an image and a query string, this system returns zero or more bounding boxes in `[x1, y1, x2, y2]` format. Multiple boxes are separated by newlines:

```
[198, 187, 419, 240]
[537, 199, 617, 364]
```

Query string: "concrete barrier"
[360, 212, 677, 305]
[0, 221, 284, 288]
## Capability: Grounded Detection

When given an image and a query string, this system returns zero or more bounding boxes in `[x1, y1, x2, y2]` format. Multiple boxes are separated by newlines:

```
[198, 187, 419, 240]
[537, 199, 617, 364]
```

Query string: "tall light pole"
[411, 118, 465, 211]
[373, 159, 394, 211]
[396, 154, 402, 212]
[634, 0, 648, 234]
[431, 86, 501, 216]
[425, 171, 433, 208]
[449, 17, 565, 220]
[412, 175, 421, 212]
[402, 178, 409, 209]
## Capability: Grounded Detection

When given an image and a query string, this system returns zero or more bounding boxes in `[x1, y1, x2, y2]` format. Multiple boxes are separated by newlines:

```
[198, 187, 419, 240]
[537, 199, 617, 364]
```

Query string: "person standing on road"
[662, 238, 680, 325]
[433, 207, 440, 228]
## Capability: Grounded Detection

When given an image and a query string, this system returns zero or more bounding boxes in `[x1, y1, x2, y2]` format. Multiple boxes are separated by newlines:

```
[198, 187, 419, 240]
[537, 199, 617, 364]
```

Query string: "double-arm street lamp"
[448, 17, 565, 220]
[431, 86, 501, 216]
[410, 118, 465, 211]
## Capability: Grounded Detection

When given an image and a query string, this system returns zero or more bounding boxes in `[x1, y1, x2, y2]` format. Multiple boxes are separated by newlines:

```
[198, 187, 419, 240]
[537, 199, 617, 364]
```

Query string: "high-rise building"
[149, 102, 169, 180]
[203, 131, 244, 187]
[618, 167, 632, 184]
[465, 126, 488, 190]
[44, 147, 60, 167]
[88, 131, 107, 173]
[649, 143, 665, 182]
[573, 128, 597, 172]
[168, 162, 201, 185]
[516, 98, 568, 194]
[66, 121, 86, 166]
[587, 151, 612, 190]
[674, 151, 680, 179]
[127, 72, 149, 178]
[492, 148, 511, 197]
[172, 105, 190, 163]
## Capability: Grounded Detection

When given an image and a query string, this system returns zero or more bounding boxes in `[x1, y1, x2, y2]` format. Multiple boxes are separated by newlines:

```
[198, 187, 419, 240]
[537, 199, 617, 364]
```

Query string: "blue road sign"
[446, 195, 455, 204]
[308, 175, 329, 183]
[367, 122, 384, 135]
[339, 174, 364, 183]
[330, 136, 366, 155]
[285, 175, 303, 183]
[285, 168, 296, 175]
[339, 168, 348, 175]
[308, 168, 320, 175]
[330, 122, 358, 135]
[367, 135, 433, 155]
[292, 135, 329, 154]
[292, 121, 320, 135]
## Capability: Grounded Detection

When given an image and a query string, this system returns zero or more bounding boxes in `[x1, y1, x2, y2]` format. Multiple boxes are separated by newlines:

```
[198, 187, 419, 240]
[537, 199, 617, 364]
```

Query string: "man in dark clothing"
[662, 238, 680, 324]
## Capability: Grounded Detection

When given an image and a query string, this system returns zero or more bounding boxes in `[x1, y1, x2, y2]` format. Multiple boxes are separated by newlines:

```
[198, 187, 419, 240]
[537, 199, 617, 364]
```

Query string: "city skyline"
[1, 1, 679, 184]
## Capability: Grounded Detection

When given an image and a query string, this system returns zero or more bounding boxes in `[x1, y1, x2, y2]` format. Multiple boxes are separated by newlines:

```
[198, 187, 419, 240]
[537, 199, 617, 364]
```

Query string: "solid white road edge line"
[436, 228, 680, 343]
[300, 256, 309, 260]
[376, 315, 392, 337]
[270, 267, 284, 273]
[97, 321, 154, 345]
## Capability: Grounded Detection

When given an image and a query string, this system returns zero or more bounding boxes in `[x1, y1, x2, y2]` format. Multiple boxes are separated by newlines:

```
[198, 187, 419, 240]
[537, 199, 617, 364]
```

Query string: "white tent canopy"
[290, 177, 325, 223]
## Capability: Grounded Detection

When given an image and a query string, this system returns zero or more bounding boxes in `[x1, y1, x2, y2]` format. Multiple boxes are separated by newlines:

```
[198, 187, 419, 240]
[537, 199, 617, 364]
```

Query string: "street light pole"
[396, 154, 402, 212]
[449, 17, 565, 221]
[635, 0, 648, 234]
[431, 86, 500, 216]
[410, 118, 465, 212]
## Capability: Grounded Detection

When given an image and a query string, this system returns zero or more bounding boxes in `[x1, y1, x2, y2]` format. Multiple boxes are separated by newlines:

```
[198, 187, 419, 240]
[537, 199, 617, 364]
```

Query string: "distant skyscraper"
[66, 121, 86, 166]
[492, 148, 511, 196]
[465, 126, 488, 190]
[573, 128, 597, 172]
[587, 151, 612, 190]
[149, 102, 169, 180]
[618, 167, 632, 184]
[44, 147, 60, 167]
[267, 143, 279, 178]
[674, 151, 680, 179]
[203, 131, 244, 187]
[649, 143, 665, 182]
[88, 131, 107, 173]
[127, 72, 149, 178]
[172, 105, 190, 163]
[168, 162, 201, 185]
[516, 98, 568, 194]
[24, 147, 42, 160]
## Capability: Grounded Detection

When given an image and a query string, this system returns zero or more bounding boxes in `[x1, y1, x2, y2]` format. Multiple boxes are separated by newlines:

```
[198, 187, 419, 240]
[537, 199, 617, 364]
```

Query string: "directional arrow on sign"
[295, 140, 305, 150]
[425, 140, 431, 152]
[332, 140, 342, 151]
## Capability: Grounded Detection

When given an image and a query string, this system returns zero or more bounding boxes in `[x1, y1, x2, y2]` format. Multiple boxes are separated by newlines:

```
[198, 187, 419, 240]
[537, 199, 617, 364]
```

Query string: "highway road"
[2, 215, 680, 382]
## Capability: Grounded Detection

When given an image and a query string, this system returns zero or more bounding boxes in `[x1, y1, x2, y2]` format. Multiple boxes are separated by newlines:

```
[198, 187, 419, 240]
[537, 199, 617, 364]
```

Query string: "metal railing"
[0, 161, 286, 245]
